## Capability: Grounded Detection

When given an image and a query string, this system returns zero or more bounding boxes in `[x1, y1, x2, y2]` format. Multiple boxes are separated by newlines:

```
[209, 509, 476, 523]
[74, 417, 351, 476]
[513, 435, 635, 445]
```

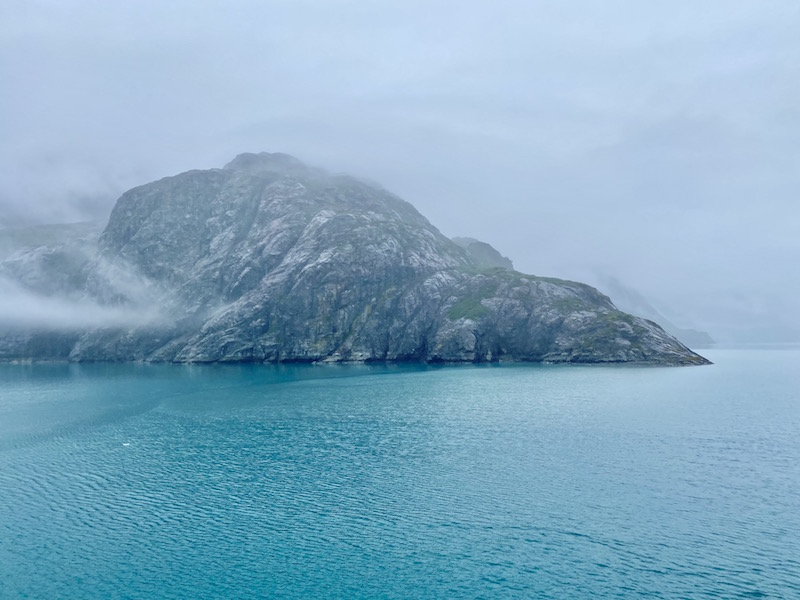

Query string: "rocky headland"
[0, 152, 710, 365]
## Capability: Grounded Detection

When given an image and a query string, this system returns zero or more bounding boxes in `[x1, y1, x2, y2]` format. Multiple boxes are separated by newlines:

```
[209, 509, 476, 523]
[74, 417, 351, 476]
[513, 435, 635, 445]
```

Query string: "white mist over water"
[0, 275, 165, 330]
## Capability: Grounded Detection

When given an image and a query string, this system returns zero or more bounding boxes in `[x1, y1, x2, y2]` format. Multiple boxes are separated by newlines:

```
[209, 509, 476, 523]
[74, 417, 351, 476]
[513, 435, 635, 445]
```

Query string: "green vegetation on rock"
[448, 297, 490, 320]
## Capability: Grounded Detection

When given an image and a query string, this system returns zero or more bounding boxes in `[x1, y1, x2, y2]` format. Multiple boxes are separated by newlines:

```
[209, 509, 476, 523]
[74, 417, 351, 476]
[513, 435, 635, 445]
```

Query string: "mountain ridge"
[0, 152, 710, 366]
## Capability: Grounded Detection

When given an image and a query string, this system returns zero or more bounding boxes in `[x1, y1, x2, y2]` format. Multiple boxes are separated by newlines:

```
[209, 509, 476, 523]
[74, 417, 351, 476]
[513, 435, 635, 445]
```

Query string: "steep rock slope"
[1, 153, 709, 365]
[452, 237, 514, 270]
[593, 275, 714, 349]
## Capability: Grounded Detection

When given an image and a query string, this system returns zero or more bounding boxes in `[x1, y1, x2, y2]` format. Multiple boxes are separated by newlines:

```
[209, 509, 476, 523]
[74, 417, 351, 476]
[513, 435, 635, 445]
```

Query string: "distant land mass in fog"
[0, 153, 708, 366]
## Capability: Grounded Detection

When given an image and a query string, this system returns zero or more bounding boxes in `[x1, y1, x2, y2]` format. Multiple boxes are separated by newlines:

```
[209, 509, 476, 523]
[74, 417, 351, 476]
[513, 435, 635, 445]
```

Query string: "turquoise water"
[1, 350, 799, 598]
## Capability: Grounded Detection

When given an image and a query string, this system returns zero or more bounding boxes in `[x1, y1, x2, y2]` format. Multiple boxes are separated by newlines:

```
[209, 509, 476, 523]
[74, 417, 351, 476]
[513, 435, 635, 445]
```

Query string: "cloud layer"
[1, 0, 798, 342]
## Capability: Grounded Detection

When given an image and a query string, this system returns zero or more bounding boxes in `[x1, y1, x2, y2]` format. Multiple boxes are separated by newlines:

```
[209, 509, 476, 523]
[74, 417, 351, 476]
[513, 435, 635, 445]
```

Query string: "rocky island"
[0, 152, 709, 365]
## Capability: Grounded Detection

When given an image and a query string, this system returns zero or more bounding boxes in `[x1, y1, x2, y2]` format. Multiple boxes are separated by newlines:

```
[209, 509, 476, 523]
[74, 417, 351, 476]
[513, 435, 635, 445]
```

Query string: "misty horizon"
[1, 1, 798, 345]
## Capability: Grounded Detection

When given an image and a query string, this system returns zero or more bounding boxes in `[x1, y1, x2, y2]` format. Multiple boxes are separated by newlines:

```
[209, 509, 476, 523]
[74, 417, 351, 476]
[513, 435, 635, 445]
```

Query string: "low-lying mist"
[0, 275, 167, 331]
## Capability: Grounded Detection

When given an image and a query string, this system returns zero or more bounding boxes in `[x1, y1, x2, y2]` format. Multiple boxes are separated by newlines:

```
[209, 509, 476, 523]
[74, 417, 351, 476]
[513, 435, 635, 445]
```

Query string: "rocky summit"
[0, 152, 709, 365]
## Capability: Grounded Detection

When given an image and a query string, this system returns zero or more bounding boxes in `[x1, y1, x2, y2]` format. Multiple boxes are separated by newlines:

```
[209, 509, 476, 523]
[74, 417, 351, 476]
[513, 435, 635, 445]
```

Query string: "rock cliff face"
[0, 152, 709, 365]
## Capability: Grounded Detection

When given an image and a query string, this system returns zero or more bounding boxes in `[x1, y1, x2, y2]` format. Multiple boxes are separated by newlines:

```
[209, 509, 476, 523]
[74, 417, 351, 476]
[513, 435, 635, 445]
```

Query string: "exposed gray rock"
[0, 152, 710, 365]
[452, 237, 514, 271]
[0, 221, 102, 295]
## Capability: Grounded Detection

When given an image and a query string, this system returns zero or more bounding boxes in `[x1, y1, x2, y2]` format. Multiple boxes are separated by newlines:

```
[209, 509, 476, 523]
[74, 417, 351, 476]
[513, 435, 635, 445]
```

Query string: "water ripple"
[1, 354, 799, 598]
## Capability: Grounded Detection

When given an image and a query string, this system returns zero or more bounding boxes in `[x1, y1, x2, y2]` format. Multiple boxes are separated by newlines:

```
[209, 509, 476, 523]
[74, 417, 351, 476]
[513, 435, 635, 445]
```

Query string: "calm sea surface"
[1, 349, 798, 599]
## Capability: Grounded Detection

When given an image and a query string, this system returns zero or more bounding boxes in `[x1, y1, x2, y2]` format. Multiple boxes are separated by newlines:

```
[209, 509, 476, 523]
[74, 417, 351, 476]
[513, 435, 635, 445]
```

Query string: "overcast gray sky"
[1, 0, 798, 342]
